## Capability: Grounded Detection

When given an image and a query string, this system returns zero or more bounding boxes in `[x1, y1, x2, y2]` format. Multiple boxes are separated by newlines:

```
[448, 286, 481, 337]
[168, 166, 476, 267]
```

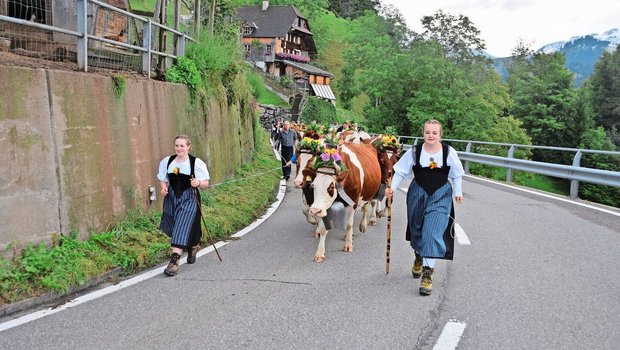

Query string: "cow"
[303, 142, 382, 262]
[294, 142, 326, 238]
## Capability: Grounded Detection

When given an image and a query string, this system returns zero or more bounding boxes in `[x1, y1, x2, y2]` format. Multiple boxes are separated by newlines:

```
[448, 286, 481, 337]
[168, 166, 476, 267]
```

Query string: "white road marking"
[433, 321, 467, 350]
[454, 223, 470, 245]
[465, 174, 620, 217]
[0, 181, 288, 333]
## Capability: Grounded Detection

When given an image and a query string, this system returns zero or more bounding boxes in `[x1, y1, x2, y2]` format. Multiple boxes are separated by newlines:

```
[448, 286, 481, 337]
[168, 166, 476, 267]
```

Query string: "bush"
[166, 56, 202, 103]
[279, 75, 293, 88]
[302, 97, 337, 125]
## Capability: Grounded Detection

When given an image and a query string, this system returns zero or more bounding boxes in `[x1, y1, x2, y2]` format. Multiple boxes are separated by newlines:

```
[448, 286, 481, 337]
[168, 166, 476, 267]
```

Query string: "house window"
[243, 26, 253, 35]
[266, 44, 273, 54]
[244, 44, 251, 53]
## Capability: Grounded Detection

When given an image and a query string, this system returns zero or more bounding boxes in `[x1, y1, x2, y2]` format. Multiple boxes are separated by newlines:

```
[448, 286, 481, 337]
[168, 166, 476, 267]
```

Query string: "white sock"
[423, 258, 436, 268]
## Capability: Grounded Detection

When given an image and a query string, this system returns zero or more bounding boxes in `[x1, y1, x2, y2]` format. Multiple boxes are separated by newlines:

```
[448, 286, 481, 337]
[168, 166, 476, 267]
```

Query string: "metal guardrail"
[395, 136, 620, 198]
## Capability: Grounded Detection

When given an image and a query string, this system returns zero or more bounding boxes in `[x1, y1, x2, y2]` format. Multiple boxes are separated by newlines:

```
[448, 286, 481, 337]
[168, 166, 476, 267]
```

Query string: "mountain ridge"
[491, 28, 618, 87]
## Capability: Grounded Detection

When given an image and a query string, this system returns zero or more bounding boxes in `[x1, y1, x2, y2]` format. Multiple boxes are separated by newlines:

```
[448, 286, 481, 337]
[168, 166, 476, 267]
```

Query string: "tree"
[420, 10, 486, 64]
[507, 52, 577, 156]
[328, 0, 379, 19]
[589, 46, 620, 147]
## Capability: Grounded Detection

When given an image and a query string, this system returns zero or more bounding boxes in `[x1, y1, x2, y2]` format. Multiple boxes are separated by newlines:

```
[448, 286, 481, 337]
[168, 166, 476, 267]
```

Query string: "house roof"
[236, 6, 312, 38]
[282, 60, 333, 78]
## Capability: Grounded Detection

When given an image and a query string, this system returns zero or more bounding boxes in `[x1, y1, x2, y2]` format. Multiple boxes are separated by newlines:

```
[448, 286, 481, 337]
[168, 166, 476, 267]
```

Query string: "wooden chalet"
[236, 0, 335, 101]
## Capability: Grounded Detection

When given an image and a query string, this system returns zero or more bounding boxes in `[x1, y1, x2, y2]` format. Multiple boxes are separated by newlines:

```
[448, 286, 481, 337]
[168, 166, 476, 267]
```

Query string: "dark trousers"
[281, 145, 294, 178]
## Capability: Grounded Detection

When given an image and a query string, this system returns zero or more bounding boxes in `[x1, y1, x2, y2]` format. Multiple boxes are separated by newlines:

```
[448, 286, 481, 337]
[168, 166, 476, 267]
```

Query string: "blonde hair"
[423, 119, 443, 137]
[174, 135, 192, 147]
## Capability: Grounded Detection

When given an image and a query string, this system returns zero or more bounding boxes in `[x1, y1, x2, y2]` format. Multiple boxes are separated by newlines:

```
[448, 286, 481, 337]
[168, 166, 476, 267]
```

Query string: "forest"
[172, 0, 620, 206]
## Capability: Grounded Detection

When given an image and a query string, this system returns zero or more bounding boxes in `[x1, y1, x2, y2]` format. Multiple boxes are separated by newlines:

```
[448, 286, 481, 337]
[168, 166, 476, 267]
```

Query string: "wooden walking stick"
[194, 187, 223, 261]
[386, 176, 393, 274]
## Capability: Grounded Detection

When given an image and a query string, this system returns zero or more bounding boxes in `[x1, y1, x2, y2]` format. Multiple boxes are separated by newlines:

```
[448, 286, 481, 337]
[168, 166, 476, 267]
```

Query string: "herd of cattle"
[287, 128, 404, 263]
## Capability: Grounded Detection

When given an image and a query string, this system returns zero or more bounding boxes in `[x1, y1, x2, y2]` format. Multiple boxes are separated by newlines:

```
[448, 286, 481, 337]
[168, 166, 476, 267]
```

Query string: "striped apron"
[159, 155, 202, 249]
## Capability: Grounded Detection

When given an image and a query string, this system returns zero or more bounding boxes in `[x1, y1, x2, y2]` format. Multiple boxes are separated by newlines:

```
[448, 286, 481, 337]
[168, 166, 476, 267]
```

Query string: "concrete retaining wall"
[0, 65, 255, 250]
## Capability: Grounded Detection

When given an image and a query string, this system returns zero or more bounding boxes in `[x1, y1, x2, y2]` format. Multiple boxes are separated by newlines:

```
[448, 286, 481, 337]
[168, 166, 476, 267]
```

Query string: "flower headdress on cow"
[313, 144, 348, 173]
[374, 133, 401, 154]
[296, 137, 322, 155]
[302, 121, 325, 140]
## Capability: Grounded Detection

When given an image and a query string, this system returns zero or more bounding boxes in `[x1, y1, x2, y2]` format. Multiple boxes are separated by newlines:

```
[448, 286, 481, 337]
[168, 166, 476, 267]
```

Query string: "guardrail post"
[506, 145, 516, 182]
[142, 19, 152, 77]
[178, 33, 186, 57]
[76, 0, 88, 72]
[570, 150, 583, 198]
[464, 142, 472, 174]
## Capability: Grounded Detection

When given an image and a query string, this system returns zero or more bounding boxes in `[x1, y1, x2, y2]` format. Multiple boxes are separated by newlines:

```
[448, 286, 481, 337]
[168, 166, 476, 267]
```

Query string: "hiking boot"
[419, 266, 434, 296]
[411, 253, 423, 278]
[164, 253, 181, 276]
[187, 245, 199, 264]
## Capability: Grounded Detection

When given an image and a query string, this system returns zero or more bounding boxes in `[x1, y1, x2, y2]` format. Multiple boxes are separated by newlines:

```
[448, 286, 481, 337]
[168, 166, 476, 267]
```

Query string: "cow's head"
[294, 150, 317, 188]
[306, 165, 349, 218]
[377, 149, 398, 184]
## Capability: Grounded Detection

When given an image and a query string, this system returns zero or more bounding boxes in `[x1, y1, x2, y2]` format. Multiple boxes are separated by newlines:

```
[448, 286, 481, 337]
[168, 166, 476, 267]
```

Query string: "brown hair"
[174, 135, 192, 147]
[423, 119, 443, 137]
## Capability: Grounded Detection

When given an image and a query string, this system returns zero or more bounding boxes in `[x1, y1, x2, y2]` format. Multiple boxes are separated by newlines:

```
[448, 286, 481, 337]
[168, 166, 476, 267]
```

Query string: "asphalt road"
[1, 176, 619, 349]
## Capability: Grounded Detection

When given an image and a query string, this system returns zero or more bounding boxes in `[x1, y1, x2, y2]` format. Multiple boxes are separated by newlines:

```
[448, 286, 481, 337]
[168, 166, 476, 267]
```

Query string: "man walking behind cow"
[274, 120, 297, 180]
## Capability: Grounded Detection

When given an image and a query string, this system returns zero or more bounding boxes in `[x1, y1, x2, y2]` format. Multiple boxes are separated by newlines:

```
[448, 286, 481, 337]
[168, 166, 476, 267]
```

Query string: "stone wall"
[257, 104, 292, 130]
[0, 65, 255, 250]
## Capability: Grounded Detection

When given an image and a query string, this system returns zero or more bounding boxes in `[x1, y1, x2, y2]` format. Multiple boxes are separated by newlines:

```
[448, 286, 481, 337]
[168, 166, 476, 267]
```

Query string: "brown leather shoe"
[187, 245, 199, 264]
[164, 253, 181, 276]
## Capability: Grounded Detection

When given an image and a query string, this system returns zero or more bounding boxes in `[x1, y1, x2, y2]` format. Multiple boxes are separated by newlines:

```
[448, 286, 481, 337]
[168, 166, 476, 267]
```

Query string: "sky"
[381, 0, 620, 57]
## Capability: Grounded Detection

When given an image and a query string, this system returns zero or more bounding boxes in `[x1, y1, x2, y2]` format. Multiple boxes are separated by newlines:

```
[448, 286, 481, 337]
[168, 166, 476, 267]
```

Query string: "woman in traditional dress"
[385, 120, 464, 295]
[157, 135, 210, 276]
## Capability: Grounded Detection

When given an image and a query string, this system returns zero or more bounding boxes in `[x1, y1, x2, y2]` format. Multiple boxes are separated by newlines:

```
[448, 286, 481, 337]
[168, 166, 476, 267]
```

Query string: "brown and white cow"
[293, 148, 327, 238]
[302, 142, 381, 262]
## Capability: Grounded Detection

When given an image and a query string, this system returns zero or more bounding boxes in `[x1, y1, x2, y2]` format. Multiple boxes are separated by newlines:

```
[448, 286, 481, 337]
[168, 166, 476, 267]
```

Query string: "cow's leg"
[377, 198, 386, 218]
[313, 219, 326, 238]
[314, 229, 328, 262]
[359, 201, 371, 233]
[344, 207, 355, 252]
[368, 199, 378, 226]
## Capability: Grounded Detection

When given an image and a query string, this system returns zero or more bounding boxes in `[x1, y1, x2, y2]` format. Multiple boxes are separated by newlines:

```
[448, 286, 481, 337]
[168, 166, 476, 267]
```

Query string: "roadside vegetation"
[237, 0, 619, 206]
[0, 128, 280, 305]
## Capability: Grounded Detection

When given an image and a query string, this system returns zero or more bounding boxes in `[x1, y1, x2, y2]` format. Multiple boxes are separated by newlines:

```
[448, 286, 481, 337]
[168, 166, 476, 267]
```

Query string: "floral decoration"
[313, 147, 348, 172]
[276, 52, 311, 63]
[429, 158, 438, 169]
[374, 134, 400, 152]
[297, 137, 322, 154]
[172, 166, 180, 175]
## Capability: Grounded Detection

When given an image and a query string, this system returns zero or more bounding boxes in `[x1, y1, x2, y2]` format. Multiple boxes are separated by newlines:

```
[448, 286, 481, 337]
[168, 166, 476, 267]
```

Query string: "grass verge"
[0, 129, 280, 306]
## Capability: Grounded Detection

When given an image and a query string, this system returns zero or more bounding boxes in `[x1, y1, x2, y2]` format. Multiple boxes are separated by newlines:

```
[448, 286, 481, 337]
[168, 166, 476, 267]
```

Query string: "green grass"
[246, 71, 289, 107]
[0, 128, 280, 305]
[469, 163, 569, 195]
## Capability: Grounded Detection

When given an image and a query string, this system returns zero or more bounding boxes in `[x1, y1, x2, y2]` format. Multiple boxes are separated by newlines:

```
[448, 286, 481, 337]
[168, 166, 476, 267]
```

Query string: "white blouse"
[391, 145, 464, 197]
[157, 156, 210, 183]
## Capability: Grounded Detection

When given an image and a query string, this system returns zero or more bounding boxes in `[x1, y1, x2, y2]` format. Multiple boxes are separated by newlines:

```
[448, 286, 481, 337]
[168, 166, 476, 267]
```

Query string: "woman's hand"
[160, 184, 168, 196]
[455, 195, 463, 204]
[385, 187, 394, 198]
[191, 177, 201, 188]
